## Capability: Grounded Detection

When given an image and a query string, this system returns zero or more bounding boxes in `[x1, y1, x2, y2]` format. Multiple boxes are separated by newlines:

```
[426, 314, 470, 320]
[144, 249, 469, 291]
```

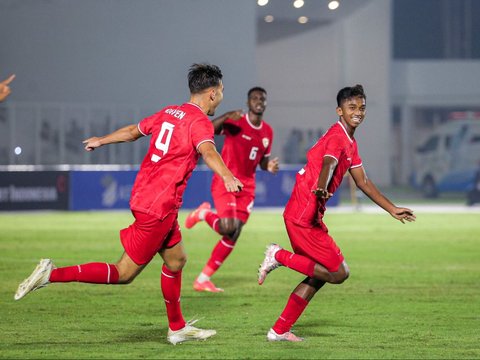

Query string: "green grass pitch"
[0, 210, 479, 359]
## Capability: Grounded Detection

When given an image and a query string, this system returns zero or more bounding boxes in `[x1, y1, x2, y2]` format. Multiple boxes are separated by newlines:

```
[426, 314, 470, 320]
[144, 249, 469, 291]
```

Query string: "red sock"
[275, 249, 315, 277]
[49, 263, 119, 284]
[272, 293, 309, 334]
[161, 265, 186, 331]
[204, 211, 221, 234]
[205, 237, 236, 274]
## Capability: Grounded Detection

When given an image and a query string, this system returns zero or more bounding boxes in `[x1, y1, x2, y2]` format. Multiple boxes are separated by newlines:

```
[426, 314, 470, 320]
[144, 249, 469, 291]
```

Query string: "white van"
[413, 112, 480, 197]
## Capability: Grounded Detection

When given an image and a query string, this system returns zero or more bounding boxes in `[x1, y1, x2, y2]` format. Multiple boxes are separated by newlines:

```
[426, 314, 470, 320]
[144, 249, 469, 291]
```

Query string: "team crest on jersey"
[262, 138, 269, 148]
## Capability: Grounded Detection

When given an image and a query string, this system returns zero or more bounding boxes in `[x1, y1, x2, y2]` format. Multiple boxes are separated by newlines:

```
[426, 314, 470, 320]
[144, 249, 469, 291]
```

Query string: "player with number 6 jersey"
[14, 63, 243, 345]
[185, 87, 279, 293]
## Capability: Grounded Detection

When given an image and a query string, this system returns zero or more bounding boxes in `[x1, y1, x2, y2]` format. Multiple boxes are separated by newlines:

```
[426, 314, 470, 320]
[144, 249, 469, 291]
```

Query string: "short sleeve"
[323, 134, 345, 162]
[192, 117, 215, 150]
[138, 112, 159, 136]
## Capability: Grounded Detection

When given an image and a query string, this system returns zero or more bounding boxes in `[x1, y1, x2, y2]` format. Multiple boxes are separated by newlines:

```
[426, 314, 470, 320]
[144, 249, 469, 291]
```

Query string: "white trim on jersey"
[137, 123, 148, 136]
[324, 154, 339, 162]
[195, 139, 215, 152]
[337, 121, 354, 143]
[246, 113, 263, 130]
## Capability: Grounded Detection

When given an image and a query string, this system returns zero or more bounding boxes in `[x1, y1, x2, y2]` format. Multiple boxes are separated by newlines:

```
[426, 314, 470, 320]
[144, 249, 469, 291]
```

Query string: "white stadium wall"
[256, 0, 392, 185]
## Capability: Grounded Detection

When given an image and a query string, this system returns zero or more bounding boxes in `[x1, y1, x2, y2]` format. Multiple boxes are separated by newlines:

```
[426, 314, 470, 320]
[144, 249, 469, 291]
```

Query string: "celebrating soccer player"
[258, 84, 416, 342]
[184, 87, 279, 292]
[14, 63, 243, 345]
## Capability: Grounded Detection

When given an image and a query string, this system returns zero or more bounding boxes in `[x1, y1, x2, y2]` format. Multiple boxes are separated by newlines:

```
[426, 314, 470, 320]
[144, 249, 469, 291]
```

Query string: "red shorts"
[120, 210, 181, 265]
[284, 218, 344, 272]
[211, 179, 254, 223]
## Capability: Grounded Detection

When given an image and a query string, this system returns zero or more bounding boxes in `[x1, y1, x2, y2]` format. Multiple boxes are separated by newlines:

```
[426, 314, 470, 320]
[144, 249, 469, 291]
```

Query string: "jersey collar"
[185, 102, 204, 112]
[337, 121, 354, 143]
[246, 113, 263, 130]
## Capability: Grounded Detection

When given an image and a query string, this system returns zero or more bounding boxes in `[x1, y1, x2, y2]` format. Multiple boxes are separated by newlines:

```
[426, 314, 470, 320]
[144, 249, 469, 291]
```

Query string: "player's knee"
[218, 220, 237, 237]
[164, 254, 187, 272]
[331, 264, 350, 284]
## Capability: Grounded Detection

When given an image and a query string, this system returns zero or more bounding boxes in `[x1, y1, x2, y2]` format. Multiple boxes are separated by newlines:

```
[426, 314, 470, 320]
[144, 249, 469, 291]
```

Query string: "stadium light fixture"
[328, 1, 340, 10]
[14, 146, 22, 155]
[298, 16, 309, 24]
[293, 0, 304, 9]
[258, 0, 269, 6]
[264, 15, 274, 23]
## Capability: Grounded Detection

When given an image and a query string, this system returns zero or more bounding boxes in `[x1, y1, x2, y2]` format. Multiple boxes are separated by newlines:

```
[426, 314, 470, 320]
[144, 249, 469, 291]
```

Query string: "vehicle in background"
[412, 112, 480, 198]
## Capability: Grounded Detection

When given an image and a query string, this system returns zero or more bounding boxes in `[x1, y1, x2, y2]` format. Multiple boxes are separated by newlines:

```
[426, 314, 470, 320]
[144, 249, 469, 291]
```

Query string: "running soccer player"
[185, 87, 279, 292]
[14, 63, 243, 345]
[258, 84, 416, 342]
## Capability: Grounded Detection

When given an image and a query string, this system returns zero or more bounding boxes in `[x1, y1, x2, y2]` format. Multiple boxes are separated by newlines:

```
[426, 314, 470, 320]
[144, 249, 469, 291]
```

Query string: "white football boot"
[14, 259, 54, 301]
[267, 328, 304, 342]
[258, 243, 282, 285]
[167, 319, 216, 345]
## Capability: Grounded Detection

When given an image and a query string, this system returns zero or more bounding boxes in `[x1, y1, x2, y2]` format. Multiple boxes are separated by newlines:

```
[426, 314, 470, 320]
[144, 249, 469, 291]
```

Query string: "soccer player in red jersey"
[14, 63, 243, 345]
[258, 84, 416, 342]
[185, 87, 279, 292]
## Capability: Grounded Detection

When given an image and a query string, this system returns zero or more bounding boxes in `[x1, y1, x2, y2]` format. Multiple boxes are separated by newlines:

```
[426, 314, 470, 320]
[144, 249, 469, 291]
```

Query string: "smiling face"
[336, 96, 366, 130]
[247, 90, 267, 116]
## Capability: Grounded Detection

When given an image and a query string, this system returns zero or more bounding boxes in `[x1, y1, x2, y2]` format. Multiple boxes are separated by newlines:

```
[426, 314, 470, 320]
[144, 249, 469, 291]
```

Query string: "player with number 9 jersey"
[131, 102, 215, 220]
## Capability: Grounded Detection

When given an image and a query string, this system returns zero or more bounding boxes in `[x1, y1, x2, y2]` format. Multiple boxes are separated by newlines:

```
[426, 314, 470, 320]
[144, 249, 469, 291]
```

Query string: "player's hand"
[0, 74, 15, 102]
[226, 110, 243, 121]
[312, 188, 333, 200]
[223, 175, 243, 193]
[267, 157, 279, 174]
[390, 207, 416, 224]
[83, 137, 103, 151]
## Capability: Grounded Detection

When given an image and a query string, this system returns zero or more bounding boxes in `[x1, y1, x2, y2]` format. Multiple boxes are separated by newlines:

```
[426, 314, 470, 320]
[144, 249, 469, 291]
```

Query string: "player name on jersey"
[165, 108, 186, 120]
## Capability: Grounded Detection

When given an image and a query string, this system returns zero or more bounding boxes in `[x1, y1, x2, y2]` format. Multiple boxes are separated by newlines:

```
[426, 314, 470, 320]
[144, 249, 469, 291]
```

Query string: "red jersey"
[283, 121, 362, 228]
[130, 103, 214, 220]
[212, 114, 273, 193]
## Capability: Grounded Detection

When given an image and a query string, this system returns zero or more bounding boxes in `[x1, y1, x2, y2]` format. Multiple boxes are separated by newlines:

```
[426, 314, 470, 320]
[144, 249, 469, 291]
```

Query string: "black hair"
[248, 86, 267, 98]
[188, 63, 223, 94]
[336, 84, 366, 107]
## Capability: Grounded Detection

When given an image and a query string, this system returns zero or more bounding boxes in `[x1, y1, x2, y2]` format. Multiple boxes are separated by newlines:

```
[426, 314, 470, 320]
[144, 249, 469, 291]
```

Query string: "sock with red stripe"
[204, 237, 236, 276]
[272, 293, 309, 335]
[275, 249, 316, 277]
[49, 263, 119, 284]
[161, 264, 186, 331]
[204, 211, 221, 234]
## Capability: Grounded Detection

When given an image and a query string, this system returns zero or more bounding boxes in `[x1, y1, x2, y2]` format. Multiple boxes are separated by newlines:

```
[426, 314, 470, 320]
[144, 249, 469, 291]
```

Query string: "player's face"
[337, 96, 366, 128]
[247, 90, 267, 116]
[208, 82, 224, 116]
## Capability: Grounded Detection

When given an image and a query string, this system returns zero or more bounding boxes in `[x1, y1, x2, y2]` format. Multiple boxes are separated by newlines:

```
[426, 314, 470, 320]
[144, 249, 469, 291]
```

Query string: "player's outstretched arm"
[0, 74, 15, 102]
[260, 156, 279, 174]
[350, 166, 416, 223]
[83, 124, 143, 151]
[211, 110, 242, 134]
[198, 141, 243, 192]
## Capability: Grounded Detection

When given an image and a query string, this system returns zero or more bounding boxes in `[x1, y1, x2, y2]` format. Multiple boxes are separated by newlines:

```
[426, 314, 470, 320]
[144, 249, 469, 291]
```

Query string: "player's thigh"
[120, 210, 177, 266]
[235, 192, 255, 224]
[212, 183, 237, 219]
[284, 219, 344, 272]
